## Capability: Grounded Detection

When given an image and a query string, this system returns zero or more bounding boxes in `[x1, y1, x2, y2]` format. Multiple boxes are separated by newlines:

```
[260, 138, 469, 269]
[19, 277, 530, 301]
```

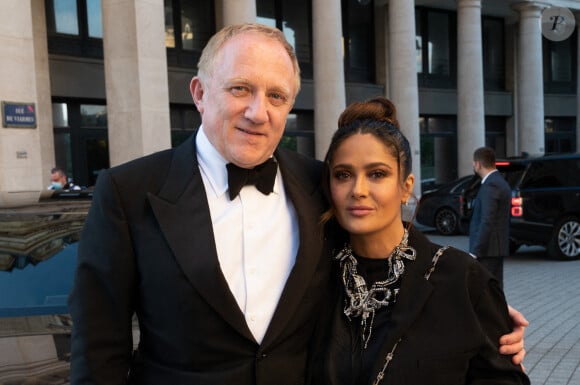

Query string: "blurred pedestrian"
[48, 167, 80, 190]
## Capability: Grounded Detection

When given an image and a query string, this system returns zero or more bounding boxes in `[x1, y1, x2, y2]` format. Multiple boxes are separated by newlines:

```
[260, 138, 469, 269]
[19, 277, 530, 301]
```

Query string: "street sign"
[2, 101, 37, 128]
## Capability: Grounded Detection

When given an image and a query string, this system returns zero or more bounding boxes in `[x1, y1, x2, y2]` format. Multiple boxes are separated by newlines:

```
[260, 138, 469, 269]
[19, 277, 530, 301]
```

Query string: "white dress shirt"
[480, 169, 497, 184]
[195, 127, 299, 343]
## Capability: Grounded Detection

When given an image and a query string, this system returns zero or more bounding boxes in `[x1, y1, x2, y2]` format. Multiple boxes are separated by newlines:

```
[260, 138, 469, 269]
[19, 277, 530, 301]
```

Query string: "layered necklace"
[335, 229, 416, 348]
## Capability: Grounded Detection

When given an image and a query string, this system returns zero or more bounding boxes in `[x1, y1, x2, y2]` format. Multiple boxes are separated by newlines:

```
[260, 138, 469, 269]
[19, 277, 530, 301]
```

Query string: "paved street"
[426, 231, 580, 385]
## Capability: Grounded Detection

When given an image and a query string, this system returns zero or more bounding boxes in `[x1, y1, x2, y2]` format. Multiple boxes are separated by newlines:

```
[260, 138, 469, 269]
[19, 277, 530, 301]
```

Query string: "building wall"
[1, 0, 579, 198]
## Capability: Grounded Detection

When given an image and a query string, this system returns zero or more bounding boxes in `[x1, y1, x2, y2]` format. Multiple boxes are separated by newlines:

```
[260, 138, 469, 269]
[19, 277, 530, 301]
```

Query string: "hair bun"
[338, 97, 398, 128]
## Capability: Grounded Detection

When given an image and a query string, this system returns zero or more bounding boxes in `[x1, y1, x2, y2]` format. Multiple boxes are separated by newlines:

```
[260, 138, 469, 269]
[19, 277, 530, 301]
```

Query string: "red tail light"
[511, 197, 523, 217]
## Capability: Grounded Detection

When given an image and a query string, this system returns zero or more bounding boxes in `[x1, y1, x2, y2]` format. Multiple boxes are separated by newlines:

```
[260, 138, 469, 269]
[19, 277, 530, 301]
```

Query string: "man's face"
[190, 32, 297, 168]
[51, 172, 66, 185]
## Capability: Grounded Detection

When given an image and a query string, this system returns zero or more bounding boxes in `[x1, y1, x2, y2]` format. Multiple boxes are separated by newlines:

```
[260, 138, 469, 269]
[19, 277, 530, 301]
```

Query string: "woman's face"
[329, 133, 414, 242]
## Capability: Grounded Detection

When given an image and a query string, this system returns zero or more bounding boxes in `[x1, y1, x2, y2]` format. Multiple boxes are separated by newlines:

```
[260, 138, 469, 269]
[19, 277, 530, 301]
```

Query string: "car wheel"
[435, 208, 459, 235]
[547, 217, 580, 260]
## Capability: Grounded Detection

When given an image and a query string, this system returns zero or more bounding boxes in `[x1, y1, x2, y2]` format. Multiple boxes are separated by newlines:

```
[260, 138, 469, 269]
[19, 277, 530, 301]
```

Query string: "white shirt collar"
[196, 125, 229, 197]
[481, 169, 497, 184]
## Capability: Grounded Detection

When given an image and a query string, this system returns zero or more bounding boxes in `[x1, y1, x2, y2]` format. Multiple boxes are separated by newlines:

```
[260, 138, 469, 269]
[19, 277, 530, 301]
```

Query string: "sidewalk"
[426, 231, 580, 385]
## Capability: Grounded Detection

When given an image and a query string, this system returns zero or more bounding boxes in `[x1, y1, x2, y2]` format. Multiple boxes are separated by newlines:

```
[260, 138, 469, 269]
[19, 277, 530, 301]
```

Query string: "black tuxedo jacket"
[469, 171, 512, 257]
[68, 132, 332, 385]
[322, 228, 529, 385]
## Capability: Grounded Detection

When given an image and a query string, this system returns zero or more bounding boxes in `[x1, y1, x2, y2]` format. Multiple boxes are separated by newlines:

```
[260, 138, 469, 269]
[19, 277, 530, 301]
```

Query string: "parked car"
[498, 154, 580, 260]
[416, 175, 480, 235]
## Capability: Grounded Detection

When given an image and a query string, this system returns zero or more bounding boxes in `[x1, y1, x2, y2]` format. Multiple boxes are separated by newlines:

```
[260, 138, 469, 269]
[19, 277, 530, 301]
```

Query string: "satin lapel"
[261, 149, 325, 347]
[147, 133, 254, 341]
[369, 229, 438, 382]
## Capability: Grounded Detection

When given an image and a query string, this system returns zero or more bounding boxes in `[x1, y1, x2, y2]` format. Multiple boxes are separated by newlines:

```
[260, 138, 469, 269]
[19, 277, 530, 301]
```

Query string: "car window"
[521, 160, 565, 188]
[567, 158, 580, 186]
[451, 176, 473, 193]
[497, 163, 526, 189]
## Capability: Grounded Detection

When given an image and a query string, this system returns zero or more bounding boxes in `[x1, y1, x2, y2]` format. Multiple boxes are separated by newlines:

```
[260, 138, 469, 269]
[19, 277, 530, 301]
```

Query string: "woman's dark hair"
[324, 97, 412, 177]
[320, 97, 414, 245]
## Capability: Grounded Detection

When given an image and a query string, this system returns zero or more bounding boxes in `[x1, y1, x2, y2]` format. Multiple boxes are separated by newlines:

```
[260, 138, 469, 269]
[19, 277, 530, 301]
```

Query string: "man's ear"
[190, 77, 204, 113]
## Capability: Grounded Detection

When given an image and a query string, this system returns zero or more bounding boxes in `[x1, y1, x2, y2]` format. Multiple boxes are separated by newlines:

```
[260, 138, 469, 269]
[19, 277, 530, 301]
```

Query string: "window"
[482, 17, 505, 91]
[52, 100, 109, 187]
[427, 12, 450, 76]
[164, 0, 215, 68]
[46, 0, 103, 57]
[342, 0, 375, 83]
[169, 105, 201, 147]
[545, 117, 576, 154]
[52, 0, 78, 35]
[86, 0, 103, 38]
[257, 0, 313, 79]
[416, 8, 456, 88]
[485, 117, 506, 158]
[419, 116, 458, 190]
[543, 31, 577, 93]
[522, 160, 567, 188]
[52, 103, 73, 180]
[279, 112, 315, 158]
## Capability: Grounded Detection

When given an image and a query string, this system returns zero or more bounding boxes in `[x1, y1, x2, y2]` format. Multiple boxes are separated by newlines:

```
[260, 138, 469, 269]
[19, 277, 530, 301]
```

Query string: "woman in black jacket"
[318, 97, 529, 385]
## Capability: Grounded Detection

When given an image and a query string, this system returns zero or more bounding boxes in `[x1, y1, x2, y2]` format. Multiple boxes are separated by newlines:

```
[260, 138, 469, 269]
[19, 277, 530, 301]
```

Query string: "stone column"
[32, 0, 56, 190]
[101, 0, 171, 166]
[512, 2, 549, 157]
[220, 0, 256, 27]
[312, 0, 346, 160]
[0, 0, 53, 200]
[387, 0, 421, 195]
[457, 0, 485, 177]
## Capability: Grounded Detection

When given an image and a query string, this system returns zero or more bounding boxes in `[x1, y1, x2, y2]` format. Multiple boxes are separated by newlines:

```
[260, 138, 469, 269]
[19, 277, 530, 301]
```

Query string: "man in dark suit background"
[68, 24, 527, 385]
[469, 146, 512, 287]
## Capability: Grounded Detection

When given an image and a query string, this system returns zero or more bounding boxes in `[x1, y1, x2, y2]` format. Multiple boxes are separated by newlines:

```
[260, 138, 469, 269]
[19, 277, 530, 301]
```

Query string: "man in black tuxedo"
[68, 23, 331, 385]
[469, 146, 513, 286]
[68, 24, 527, 385]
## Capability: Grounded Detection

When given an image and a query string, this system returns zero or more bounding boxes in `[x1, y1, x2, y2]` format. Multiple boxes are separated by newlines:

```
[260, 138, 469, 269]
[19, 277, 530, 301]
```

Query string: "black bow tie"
[226, 158, 278, 200]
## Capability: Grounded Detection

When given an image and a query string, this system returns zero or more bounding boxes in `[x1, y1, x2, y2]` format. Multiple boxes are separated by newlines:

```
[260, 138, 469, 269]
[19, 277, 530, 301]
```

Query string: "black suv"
[498, 154, 580, 260]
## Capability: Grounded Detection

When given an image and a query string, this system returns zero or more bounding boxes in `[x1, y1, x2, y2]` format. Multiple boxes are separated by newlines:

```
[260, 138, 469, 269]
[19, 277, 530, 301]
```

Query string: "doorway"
[52, 100, 109, 188]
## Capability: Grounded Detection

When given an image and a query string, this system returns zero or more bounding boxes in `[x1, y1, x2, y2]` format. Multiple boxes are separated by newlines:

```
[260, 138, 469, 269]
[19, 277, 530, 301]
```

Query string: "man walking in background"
[469, 147, 512, 287]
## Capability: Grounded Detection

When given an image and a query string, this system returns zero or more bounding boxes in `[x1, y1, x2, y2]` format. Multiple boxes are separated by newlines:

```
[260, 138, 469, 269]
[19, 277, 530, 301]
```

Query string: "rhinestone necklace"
[335, 229, 416, 348]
